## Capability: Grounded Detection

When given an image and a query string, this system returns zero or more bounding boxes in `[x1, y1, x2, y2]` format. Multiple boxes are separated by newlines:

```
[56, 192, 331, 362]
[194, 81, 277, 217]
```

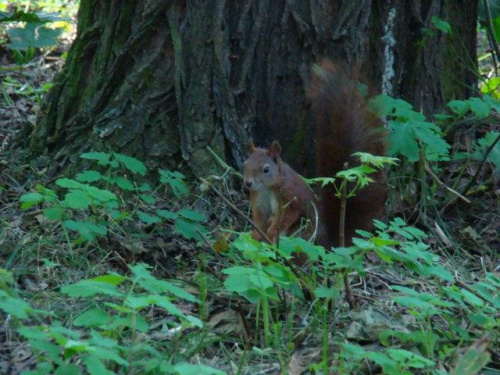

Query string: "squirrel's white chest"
[256, 188, 278, 218]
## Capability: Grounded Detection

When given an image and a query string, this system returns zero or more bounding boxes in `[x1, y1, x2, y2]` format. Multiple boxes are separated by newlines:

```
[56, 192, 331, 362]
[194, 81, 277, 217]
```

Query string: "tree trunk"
[29, 0, 478, 176]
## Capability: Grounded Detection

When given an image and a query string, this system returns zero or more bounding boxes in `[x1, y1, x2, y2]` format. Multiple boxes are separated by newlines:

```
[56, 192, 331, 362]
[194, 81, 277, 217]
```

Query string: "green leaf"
[8, 23, 63, 50]
[80, 152, 113, 166]
[431, 16, 451, 34]
[29, 339, 61, 361]
[140, 194, 157, 205]
[83, 354, 115, 375]
[159, 169, 188, 198]
[63, 220, 107, 241]
[85, 186, 117, 203]
[18, 326, 50, 340]
[481, 77, 500, 98]
[367, 94, 397, 116]
[156, 210, 177, 220]
[353, 152, 399, 168]
[386, 348, 435, 368]
[177, 208, 206, 222]
[137, 211, 161, 225]
[314, 286, 340, 300]
[448, 100, 470, 115]
[0, 294, 31, 318]
[223, 266, 276, 303]
[388, 120, 420, 161]
[93, 274, 127, 286]
[56, 178, 87, 189]
[61, 280, 123, 298]
[54, 363, 81, 375]
[473, 132, 500, 167]
[129, 264, 199, 303]
[113, 153, 147, 175]
[20, 192, 44, 209]
[468, 97, 491, 119]
[93, 347, 129, 366]
[137, 183, 152, 192]
[172, 363, 226, 375]
[392, 296, 434, 310]
[63, 190, 92, 209]
[43, 207, 63, 220]
[110, 176, 135, 191]
[461, 289, 484, 307]
[74, 309, 110, 327]
[76, 170, 103, 183]
[175, 218, 207, 240]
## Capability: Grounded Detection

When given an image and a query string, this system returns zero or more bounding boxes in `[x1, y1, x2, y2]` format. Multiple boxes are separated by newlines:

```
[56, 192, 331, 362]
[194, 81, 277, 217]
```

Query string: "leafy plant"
[0, 264, 227, 374]
[19, 152, 208, 244]
[369, 95, 451, 161]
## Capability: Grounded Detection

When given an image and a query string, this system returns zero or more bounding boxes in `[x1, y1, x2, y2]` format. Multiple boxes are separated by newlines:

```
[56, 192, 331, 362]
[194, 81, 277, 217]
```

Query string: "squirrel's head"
[243, 139, 282, 191]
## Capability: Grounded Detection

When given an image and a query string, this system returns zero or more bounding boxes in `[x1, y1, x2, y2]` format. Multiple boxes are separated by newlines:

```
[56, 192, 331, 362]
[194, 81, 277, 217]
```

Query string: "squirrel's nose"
[244, 180, 252, 189]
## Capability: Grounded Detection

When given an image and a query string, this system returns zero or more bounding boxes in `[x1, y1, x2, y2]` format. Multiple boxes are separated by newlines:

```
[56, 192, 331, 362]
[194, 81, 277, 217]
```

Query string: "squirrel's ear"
[248, 138, 256, 153]
[267, 141, 281, 159]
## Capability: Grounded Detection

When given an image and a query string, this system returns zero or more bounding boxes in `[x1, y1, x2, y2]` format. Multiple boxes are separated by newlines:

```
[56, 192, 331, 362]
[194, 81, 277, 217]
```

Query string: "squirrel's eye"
[263, 165, 270, 174]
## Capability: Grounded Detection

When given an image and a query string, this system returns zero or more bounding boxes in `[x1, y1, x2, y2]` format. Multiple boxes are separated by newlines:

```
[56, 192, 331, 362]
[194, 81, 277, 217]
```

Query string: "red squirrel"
[243, 61, 386, 249]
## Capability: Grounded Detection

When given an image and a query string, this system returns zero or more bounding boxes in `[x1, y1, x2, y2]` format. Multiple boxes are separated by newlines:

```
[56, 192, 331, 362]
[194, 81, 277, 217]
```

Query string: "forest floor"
[0, 4, 499, 375]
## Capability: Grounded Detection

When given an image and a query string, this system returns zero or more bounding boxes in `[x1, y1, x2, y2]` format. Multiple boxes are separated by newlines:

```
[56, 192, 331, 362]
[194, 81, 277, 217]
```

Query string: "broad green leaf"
[20, 192, 44, 209]
[468, 97, 490, 119]
[156, 209, 177, 220]
[56, 178, 86, 189]
[314, 286, 340, 300]
[63, 190, 92, 209]
[386, 348, 435, 368]
[461, 289, 484, 307]
[76, 170, 102, 183]
[80, 152, 112, 166]
[140, 194, 156, 205]
[175, 218, 207, 240]
[172, 363, 226, 375]
[367, 94, 397, 116]
[74, 309, 110, 327]
[85, 186, 117, 203]
[473, 132, 500, 167]
[63, 220, 106, 241]
[93, 274, 127, 285]
[18, 326, 50, 340]
[481, 77, 500, 99]
[83, 354, 115, 375]
[431, 16, 451, 34]
[388, 120, 420, 161]
[448, 100, 470, 115]
[27, 339, 61, 362]
[129, 264, 199, 303]
[0, 294, 31, 318]
[110, 176, 135, 191]
[93, 347, 129, 366]
[43, 207, 63, 220]
[61, 280, 123, 298]
[159, 169, 188, 197]
[89, 331, 119, 349]
[54, 363, 81, 375]
[177, 208, 206, 222]
[137, 211, 161, 225]
[392, 296, 434, 310]
[8, 23, 62, 50]
[113, 153, 146, 175]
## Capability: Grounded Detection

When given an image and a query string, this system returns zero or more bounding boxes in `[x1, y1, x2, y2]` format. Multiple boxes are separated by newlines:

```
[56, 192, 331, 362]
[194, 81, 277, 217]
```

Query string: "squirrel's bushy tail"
[308, 60, 387, 248]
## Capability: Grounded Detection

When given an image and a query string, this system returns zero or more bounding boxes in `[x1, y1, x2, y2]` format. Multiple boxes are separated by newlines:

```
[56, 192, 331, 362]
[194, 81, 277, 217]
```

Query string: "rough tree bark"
[29, 0, 478, 176]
